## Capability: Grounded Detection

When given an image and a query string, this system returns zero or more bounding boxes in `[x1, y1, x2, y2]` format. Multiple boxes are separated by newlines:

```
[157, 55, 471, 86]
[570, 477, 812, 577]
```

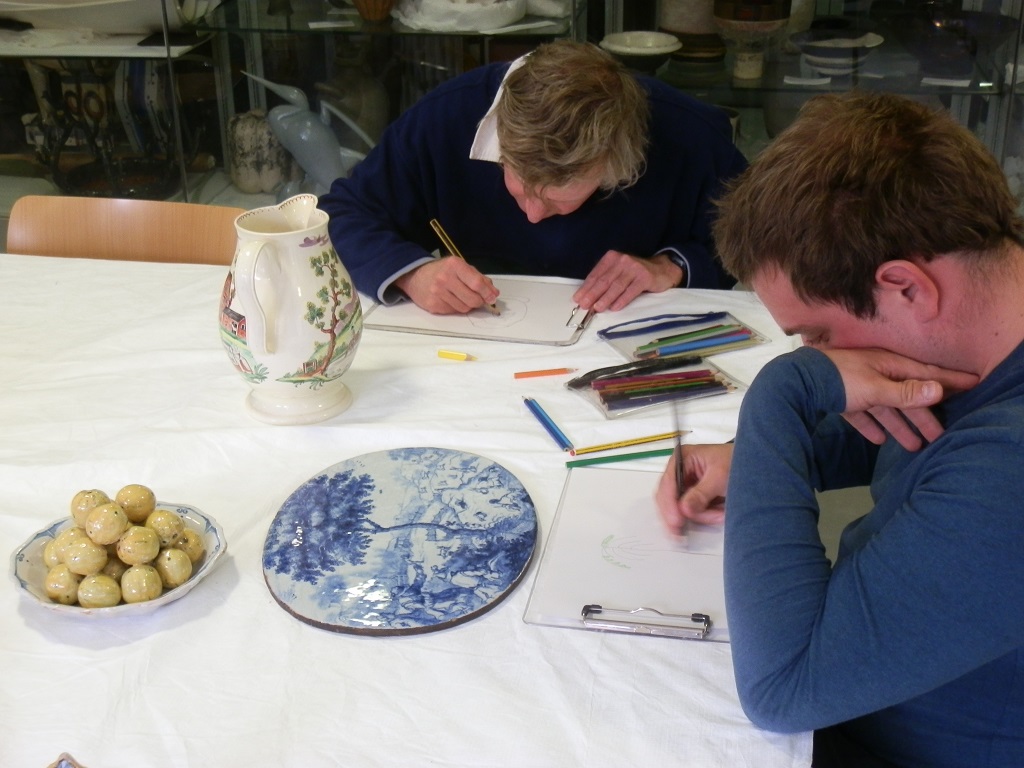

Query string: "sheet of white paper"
[363, 276, 588, 345]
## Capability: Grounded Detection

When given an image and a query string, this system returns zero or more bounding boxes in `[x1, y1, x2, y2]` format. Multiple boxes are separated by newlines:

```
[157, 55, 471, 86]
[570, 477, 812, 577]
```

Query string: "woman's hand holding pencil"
[393, 256, 500, 316]
[428, 218, 500, 316]
[392, 218, 501, 315]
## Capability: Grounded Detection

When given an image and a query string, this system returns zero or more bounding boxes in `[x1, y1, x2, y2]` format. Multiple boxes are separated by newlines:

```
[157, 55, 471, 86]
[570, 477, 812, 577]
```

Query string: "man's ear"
[875, 260, 940, 322]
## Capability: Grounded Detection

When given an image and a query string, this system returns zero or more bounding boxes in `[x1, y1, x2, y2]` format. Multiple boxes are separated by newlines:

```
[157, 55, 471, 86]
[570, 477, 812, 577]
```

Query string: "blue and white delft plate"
[262, 447, 538, 635]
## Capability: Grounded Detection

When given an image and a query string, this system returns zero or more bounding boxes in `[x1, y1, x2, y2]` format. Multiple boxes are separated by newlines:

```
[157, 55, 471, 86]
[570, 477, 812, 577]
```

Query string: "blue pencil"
[523, 397, 574, 452]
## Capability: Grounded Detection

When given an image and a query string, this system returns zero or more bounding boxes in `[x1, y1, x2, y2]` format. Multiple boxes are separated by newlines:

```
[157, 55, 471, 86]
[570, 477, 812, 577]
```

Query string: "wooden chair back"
[6, 195, 246, 266]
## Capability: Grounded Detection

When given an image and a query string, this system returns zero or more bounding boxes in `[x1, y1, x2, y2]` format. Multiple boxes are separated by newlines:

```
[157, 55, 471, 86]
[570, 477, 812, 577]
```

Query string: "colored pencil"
[590, 369, 717, 390]
[672, 406, 687, 538]
[634, 323, 742, 353]
[513, 367, 577, 379]
[566, 355, 703, 390]
[596, 379, 721, 400]
[429, 218, 499, 316]
[565, 447, 674, 468]
[569, 430, 684, 456]
[523, 396, 573, 452]
[601, 384, 730, 410]
[635, 332, 753, 359]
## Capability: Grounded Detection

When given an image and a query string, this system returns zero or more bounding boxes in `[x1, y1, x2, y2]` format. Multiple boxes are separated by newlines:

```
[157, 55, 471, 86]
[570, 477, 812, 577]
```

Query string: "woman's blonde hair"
[495, 40, 649, 194]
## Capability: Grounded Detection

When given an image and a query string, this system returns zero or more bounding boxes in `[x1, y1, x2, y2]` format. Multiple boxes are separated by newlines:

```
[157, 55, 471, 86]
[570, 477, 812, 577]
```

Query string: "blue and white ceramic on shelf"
[262, 447, 539, 635]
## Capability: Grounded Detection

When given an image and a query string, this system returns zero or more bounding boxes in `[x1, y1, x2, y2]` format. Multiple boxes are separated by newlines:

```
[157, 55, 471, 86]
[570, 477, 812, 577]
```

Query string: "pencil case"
[597, 311, 769, 363]
[568, 358, 744, 419]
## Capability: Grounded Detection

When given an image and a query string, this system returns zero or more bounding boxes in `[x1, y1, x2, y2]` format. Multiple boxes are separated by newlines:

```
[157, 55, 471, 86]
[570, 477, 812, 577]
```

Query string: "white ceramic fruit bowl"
[10, 502, 226, 618]
[600, 31, 682, 73]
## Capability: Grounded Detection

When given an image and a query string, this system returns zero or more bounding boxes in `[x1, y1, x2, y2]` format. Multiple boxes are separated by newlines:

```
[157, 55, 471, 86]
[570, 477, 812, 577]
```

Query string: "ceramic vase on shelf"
[659, 0, 726, 63]
[713, 0, 792, 80]
[353, 0, 395, 22]
[219, 194, 363, 425]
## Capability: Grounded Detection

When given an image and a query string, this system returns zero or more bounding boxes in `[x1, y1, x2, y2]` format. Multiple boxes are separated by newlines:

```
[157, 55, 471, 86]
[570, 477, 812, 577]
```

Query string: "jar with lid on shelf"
[713, 0, 792, 80]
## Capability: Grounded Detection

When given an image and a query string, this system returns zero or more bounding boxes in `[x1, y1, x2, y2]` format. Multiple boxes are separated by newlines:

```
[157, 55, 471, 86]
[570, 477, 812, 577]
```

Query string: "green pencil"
[565, 447, 674, 468]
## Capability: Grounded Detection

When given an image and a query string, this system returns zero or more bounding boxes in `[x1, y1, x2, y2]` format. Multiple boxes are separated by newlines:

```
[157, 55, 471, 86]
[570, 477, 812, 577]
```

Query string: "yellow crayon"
[438, 349, 476, 361]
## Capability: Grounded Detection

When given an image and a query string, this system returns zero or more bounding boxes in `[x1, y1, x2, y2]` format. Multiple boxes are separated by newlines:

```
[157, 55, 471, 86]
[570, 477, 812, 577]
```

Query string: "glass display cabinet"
[201, 0, 587, 186]
[650, 0, 1024, 198]
[0, 0, 587, 215]
[1, 0, 1021, 214]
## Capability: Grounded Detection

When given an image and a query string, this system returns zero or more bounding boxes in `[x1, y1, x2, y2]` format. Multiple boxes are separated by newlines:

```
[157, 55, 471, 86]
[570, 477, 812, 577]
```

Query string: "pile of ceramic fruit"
[42, 484, 205, 609]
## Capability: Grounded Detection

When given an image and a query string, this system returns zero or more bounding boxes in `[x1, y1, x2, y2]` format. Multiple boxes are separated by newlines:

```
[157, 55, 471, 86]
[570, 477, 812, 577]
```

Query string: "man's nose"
[523, 197, 551, 223]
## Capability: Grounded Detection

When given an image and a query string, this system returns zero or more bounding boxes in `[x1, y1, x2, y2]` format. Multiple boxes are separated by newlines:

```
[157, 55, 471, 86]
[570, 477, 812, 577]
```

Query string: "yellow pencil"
[429, 218, 500, 316]
[569, 430, 685, 456]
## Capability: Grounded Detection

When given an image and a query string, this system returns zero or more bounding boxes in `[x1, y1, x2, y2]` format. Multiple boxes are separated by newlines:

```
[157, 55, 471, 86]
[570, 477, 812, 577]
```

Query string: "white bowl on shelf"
[600, 31, 682, 73]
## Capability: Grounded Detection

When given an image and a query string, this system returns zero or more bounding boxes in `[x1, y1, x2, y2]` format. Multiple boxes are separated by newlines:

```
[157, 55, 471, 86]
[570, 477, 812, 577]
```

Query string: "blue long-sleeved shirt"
[318, 62, 747, 303]
[725, 345, 1024, 766]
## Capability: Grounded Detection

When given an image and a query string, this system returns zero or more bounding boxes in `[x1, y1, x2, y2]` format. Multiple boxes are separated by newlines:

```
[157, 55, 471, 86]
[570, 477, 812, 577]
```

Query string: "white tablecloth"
[0, 253, 810, 767]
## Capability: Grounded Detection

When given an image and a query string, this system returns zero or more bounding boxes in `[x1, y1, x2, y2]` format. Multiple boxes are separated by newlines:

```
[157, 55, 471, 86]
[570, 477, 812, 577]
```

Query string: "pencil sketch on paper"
[363, 277, 584, 345]
[600, 516, 723, 569]
[467, 295, 529, 329]
[601, 534, 660, 568]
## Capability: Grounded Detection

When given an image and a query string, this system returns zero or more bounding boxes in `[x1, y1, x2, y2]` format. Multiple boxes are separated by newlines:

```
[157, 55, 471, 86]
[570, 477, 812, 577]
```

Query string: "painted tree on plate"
[263, 468, 376, 583]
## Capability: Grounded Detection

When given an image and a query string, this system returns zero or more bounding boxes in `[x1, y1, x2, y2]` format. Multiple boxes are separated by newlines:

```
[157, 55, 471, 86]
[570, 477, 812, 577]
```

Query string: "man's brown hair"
[714, 90, 1024, 316]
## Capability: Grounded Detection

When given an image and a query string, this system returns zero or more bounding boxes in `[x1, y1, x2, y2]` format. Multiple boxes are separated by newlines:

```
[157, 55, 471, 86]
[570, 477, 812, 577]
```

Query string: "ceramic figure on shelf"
[219, 194, 363, 425]
[242, 71, 353, 195]
[226, 109, 297, 194]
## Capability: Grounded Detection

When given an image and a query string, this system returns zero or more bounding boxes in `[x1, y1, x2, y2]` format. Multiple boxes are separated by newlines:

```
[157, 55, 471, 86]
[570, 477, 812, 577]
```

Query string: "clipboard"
[363, 276, 593, 346]
[524, 466, 729, 642]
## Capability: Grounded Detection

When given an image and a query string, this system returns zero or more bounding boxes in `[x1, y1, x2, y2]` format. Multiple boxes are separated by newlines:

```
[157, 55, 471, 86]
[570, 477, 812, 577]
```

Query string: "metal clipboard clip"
[581, 604, 712, 640]
[565, 305, 596, 331]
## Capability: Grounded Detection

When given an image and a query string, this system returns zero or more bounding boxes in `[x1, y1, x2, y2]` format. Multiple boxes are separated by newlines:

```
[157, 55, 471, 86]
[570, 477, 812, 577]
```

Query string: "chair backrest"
[6, 195, 247, 266]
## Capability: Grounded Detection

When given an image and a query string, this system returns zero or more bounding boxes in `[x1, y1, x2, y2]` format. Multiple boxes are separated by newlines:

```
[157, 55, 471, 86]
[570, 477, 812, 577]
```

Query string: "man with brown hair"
[320, 40, 746, 314]
[657, 90, 1024, 766]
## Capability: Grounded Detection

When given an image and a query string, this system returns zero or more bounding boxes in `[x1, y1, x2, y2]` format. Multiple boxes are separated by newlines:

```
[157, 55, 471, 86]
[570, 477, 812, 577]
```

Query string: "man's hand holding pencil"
[655, 443, 732, 534]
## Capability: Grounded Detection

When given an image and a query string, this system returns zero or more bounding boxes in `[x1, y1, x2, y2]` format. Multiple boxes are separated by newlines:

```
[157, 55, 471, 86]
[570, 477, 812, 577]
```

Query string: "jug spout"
[283, 193, 319, 229]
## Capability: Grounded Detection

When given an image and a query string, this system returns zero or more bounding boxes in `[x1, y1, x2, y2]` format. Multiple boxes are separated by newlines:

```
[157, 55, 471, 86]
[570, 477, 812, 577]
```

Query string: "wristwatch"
[663, 251, 688, 287]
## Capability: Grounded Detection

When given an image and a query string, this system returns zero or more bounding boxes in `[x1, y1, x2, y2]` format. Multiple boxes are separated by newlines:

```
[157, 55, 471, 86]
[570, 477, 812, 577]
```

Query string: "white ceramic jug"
[219, 194, 363, 424]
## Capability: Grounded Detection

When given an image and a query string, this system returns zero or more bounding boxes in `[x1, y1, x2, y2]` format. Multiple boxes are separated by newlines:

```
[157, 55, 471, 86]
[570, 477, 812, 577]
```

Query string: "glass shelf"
[202, 0, 579, 38]
[0, 30, 213, 59]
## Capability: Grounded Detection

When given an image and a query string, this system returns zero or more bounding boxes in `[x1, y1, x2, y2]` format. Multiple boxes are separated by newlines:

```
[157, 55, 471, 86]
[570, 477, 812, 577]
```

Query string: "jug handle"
[233, 239, 273, 356]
